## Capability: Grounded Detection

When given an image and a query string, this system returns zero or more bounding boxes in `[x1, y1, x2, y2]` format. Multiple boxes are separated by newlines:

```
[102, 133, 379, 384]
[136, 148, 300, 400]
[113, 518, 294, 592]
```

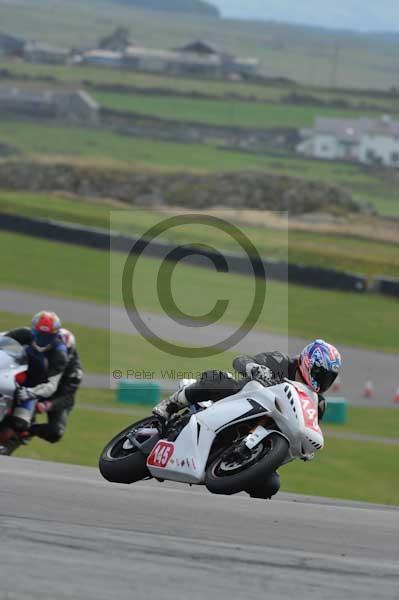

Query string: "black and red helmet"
[31, 310, 61, 350]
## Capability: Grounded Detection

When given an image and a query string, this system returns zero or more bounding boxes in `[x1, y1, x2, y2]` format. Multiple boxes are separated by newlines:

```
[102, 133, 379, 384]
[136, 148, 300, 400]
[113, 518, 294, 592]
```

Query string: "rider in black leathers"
[29, 328, 83, 443]
[153, 341, 342, 500]
[4, 315, 82, 447]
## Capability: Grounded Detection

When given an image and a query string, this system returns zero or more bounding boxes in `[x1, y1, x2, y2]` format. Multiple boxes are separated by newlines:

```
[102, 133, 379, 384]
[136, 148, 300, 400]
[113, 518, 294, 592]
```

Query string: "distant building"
[23, 41, 70, 65]
[297, 116, 399, 167]
[123, 47, 175, 73]
[0, 86, 99, 124]
[123, 39, 258, 78]
[0, 87, 57, 117]
[57, 90, 100, 124]
[0, 31, 25, 56]
[80, 49, 124, 68]
[176, 39, 258, 78]
[77, 36, 258, 79]
[175, 40, 220, 55]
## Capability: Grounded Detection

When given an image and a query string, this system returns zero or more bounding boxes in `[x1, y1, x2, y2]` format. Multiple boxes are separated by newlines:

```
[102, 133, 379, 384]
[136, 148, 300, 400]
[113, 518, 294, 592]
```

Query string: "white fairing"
[146, 379, 324, 484]
[0, 341, 28, 422]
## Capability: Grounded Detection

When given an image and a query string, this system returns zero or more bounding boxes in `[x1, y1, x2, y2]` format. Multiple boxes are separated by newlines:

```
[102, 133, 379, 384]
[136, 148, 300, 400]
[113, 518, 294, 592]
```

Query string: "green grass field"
[2, 0, 399, 90]
[3, 59, 399, 115]
[0, 59, 287, 102]
[1, 191, 398, 277]
[324, 407, 399, 440]
[1, 231, 398, 353]
[94, 90, 376, 129]
[0, 120, 397, 216]
[14, 389, 399, 505]
[282, 437, 399, 505]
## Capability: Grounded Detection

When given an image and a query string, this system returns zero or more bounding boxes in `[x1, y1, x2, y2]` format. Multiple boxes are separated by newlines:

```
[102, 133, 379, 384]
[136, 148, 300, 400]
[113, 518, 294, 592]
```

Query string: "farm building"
[297, 115, 399, 167]
[0, 86, 99, 124]
[123, 45, 227, 77]
[176, 40, 258, 78]
[175, 40, 220, 55]
[79, 36, 258, 79]
[80, 49, 124, 68]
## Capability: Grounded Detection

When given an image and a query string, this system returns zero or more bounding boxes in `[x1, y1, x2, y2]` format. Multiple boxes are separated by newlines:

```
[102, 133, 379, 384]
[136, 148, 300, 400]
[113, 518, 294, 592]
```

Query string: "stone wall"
[101, 108, 299, 152]
[0, 160, 361, 215]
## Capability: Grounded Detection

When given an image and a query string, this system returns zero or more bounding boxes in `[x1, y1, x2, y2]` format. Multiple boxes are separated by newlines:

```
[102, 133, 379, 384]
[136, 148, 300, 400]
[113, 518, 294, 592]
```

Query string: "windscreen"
[0, 336, 28, 368]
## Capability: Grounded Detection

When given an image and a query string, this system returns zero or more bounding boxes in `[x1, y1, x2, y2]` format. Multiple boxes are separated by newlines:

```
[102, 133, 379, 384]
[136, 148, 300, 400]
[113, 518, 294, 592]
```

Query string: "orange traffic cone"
[363, 380, 374, 399]
[332, 376, 341, 393]
[394, 386, 399, 405]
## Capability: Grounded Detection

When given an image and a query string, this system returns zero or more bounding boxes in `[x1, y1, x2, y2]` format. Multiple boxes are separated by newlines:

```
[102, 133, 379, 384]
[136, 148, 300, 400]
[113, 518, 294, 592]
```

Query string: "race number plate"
[147, 441, 174, 468]
[295, 387, 321, 433]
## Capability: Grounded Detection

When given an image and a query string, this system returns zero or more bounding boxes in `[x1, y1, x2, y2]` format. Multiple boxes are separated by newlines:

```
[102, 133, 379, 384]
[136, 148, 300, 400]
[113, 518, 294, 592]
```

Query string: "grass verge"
[323, 406, 399, 439]
[1, 191, 398, 277]
[1, 231, 398, 353]
[282, 437, 399, 505]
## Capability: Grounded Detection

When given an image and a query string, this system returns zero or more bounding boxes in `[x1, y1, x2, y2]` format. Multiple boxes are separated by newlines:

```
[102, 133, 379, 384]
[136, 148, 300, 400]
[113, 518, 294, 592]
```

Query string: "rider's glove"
[15, 386, 36, 405]
[36, 401, 52, 414]
[246, 362, 274, 385]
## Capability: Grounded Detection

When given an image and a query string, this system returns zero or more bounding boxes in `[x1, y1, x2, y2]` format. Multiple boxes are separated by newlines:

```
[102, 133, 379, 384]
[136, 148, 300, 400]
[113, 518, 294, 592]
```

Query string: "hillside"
[106, 0, 220, 17]
[1, 0, 399, 88]
[213, 0, 399, 33]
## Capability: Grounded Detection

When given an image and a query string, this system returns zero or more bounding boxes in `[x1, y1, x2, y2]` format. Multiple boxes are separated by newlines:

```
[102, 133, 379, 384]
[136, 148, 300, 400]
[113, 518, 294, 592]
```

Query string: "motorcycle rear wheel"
[99, 417, 156, 484]
[205, 432, 289, 496]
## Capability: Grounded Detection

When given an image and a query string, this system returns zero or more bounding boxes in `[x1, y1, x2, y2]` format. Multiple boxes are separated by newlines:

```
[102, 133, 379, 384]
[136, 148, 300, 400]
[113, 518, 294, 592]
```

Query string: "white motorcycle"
[0, 335, 33, 455]
[99, 378, 324, 497]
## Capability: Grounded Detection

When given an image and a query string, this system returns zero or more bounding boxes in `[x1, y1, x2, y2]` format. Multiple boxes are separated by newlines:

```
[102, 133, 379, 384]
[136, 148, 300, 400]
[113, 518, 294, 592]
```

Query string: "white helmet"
[59, 328, 76, 350]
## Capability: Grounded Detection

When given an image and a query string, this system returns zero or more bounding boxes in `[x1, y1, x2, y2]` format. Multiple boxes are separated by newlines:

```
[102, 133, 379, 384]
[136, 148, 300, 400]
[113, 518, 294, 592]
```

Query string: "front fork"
[242, 417, 280, 451]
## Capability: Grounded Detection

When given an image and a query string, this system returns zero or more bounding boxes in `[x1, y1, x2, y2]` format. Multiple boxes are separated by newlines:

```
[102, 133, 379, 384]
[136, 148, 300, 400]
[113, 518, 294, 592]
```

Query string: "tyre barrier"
[323, 397, 348, 425]
[0, 212, 371, 294]
[372, 276, 399, 299]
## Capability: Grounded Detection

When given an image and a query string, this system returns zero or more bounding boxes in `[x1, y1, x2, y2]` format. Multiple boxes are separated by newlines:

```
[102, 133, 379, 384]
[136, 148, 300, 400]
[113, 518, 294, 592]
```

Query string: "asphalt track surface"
[1, 288, 398, 406]
[1, 458, 398, 600]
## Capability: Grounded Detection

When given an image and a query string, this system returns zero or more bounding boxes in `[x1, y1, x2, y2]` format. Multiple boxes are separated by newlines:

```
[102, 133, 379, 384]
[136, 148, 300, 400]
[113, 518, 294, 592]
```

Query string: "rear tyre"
[99, 417, 156, 484]
[205, 433, 288, 496]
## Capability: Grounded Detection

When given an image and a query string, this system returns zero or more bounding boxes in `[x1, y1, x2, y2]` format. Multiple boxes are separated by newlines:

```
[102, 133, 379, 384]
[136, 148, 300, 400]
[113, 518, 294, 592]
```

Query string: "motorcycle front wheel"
[205, 432, 289, 496]
[99, 417, 158, 484]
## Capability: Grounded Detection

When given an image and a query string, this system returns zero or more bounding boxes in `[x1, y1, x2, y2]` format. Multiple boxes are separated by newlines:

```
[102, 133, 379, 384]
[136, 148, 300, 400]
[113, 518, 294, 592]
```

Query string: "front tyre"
[205, 433, 289, 496]
[99, 417, 156, 484]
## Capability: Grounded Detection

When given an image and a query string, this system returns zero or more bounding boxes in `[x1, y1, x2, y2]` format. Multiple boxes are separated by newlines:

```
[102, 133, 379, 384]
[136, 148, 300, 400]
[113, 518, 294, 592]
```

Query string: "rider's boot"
[246, 471, 281, 500]
[0, 427, 21, 455]
[152, 379, 195, 422]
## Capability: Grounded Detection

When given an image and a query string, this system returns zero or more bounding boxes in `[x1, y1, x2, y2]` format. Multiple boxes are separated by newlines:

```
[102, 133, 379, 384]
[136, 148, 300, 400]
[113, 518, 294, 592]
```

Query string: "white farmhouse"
[297, 115, 399, 167]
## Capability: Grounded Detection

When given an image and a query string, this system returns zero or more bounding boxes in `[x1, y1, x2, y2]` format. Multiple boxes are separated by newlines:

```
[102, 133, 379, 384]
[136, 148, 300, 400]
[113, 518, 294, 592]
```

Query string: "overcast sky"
[212, 0, 399, 32]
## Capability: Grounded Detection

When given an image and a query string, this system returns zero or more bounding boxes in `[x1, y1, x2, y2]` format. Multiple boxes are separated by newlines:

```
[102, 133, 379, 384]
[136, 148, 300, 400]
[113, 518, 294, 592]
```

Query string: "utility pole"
[330, 39, 340, 89]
